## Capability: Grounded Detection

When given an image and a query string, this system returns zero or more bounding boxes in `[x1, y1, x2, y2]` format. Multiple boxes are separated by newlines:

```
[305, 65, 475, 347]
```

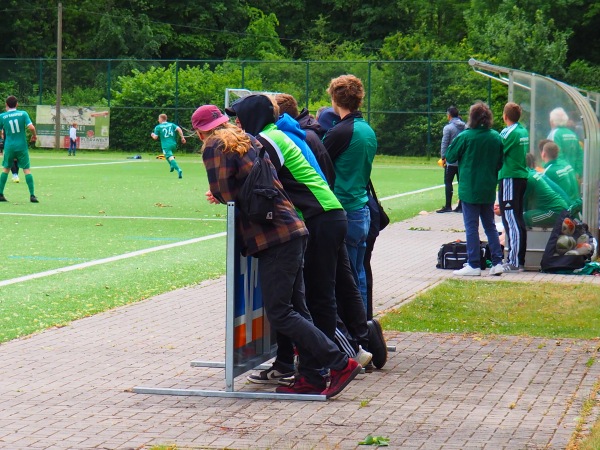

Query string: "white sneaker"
[453, 265, 481, 276]
[12, 175, 19, 183]
[502, 263, 524, 273]
[488, 264, 504, 276]
[355, 345, 373, 367]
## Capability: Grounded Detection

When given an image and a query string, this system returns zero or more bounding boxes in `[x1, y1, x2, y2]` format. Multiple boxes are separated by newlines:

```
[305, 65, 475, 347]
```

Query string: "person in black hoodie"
[227, 94, 371, 393]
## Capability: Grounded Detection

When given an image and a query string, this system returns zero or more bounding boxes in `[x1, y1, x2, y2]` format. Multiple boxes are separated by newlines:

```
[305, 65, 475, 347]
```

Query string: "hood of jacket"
[226, 94, 275, 136]
[296, 108, 325, 138]
[450, 117, 466, 132]
[276, 113, 307, 141]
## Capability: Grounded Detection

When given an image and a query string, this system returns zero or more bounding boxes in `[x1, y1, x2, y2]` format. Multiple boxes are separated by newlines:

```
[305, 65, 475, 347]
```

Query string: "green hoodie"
[446, 126, 503, 204]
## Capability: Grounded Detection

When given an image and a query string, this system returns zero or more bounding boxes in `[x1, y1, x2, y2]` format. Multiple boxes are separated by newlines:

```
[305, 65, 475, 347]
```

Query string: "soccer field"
[0, 151, 445, 342]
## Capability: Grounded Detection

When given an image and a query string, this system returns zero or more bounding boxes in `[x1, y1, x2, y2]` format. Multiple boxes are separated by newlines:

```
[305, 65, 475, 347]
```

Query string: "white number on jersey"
[8, 118, 21, 134]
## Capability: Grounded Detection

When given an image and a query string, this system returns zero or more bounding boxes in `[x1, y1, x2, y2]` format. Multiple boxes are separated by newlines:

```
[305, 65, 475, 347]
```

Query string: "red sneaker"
[322, 358, 362, 399]
[275, 376, 325, 395]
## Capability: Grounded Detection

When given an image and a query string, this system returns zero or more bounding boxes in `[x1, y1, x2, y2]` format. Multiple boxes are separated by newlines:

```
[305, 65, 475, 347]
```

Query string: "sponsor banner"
[35, 106, 110, 149]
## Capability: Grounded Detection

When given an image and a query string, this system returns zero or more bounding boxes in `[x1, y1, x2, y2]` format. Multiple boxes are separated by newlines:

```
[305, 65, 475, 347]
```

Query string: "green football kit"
[153, 121, 182, 176]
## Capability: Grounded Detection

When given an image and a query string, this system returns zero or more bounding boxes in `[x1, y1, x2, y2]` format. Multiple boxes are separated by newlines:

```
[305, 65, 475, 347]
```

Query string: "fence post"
[426, 60, 432, 158]
[38, 58, 43, 104]
[175, 59, 180, 125]
[107, 59, 112, 107]
[305, 60, 310, 112]
[241, 61, 246, 88]
[367, 61, 372, 123]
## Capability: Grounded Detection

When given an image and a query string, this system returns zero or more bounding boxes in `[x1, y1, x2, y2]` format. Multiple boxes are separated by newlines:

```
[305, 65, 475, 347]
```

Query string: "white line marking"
[0, 212, 225, 221]
[35, 161, 146, 169]
[1, 182, 447, 286]
[0, 232, 226, 287]
[380, 184, 449, 201]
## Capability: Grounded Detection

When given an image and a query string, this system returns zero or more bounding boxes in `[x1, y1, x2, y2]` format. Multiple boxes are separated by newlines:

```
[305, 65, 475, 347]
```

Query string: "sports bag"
[436, 240, 490, 270]
[367, 180, 390, 240]
[540, 210, 594, 273]
[237, 145, 279, 224]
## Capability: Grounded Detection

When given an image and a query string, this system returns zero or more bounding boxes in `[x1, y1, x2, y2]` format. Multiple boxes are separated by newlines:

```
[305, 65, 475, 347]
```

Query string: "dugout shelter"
[469, 58, 600, 241]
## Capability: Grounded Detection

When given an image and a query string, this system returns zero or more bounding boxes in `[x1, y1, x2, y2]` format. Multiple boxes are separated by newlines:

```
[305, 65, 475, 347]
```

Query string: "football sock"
[25, 174, 35, 196]
[0, 172, 8, 194]
[170, 159, 180, 173]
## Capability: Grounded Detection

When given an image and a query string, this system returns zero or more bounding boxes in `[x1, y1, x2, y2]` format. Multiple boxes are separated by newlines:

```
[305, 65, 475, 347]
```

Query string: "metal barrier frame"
[134, 202, 326, 401]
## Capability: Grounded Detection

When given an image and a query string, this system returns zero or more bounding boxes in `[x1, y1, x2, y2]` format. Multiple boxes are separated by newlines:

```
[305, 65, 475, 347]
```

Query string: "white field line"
[380, 183, 449, 201]
[35, 160, 147, 169]
[1, 183, 446, 287]
[0, 232, 226, 287]
[0, 212, 225, 221]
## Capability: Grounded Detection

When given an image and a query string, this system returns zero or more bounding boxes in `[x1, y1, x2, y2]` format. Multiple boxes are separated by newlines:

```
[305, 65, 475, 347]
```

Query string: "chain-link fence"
[0, 58, 500, 156]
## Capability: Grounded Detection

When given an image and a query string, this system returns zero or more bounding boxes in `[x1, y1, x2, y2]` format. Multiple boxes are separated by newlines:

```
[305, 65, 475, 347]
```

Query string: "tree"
[226, 7, 288, 59]
[465, 6, 571, 78]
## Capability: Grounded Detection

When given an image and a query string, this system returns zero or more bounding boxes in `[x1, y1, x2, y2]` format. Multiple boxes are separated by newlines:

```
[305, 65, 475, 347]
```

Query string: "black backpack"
[237, 145, 279, 224]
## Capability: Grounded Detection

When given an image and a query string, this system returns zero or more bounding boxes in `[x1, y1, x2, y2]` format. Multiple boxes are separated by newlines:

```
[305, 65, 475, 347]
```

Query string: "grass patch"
[380, 279, 600, 339]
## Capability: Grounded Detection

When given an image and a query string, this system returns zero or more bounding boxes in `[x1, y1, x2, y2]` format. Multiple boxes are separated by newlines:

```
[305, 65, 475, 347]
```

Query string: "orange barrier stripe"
[234, 316, 265, 349]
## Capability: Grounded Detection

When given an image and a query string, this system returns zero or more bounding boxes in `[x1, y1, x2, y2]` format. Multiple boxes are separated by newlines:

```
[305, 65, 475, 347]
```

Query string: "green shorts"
[162, 147, 175, 159]
[2, 148, 30, 170]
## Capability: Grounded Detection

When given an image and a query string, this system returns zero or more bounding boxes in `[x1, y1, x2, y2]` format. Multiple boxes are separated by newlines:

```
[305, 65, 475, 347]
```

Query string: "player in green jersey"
[151, 114, 186, 178]
[0, 96, 38, 203]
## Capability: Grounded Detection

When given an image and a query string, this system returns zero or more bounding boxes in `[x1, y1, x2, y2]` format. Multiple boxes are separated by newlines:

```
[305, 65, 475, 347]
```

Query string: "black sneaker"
[0, 194, 7, 202]
[30, 195, 39, 203]
[453, 206, 462, 213]
[367, 319, 388, 369]
[436, 206, 452, 213]
[247, 362, 294, 385]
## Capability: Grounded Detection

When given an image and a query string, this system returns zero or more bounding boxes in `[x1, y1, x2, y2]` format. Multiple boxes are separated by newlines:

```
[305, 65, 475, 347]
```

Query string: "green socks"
[169, 159, 180, 173]
[0, 172, 8, 194]
[25, 173, 35, 196]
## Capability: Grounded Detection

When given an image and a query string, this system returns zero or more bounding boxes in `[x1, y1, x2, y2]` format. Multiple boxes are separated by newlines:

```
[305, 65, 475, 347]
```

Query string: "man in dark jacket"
[437, 106, 466, 213]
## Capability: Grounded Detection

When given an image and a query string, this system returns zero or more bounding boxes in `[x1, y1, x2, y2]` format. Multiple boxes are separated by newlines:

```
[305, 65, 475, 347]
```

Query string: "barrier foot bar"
[133, 386, 326, 401]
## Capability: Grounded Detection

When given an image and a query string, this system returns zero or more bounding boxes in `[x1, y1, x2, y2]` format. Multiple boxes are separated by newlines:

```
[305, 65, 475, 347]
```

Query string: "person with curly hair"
[445, 102, 505, 276]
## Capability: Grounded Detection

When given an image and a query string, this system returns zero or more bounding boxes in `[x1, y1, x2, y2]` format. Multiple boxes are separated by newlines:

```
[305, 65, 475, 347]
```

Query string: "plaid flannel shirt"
[202, 137, 308, 256]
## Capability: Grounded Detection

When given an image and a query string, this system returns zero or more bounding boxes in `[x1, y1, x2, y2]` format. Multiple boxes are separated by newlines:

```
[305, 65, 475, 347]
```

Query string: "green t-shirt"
[548, 127, 583, 178]
[0, 109, 32, 152]
[498, 122, 529, 180]
[153, 122, 179, 152]
[524, 168, 568, 213]
[543, 158, 580, 202]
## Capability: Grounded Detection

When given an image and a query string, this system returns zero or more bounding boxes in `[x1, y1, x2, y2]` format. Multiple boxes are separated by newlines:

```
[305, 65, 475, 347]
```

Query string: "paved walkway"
[1, 212, 599, 449]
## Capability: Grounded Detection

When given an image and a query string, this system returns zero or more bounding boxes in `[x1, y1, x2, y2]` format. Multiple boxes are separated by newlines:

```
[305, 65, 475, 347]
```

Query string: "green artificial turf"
[0, 151, 444, 343]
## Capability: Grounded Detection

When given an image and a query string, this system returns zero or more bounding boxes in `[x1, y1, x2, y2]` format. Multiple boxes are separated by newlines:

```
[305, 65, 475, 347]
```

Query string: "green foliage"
[91, 13, 165, 59]
[566, 60, 600, 91]
[227, 7, 288, 60]
[110, 62, 264, 150]
[465, 6, 571, 77]
[372, 33, 508, 156]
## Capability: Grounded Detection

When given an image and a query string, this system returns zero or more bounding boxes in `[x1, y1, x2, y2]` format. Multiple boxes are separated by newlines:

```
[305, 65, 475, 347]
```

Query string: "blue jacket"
[276, 113, 326, 182]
